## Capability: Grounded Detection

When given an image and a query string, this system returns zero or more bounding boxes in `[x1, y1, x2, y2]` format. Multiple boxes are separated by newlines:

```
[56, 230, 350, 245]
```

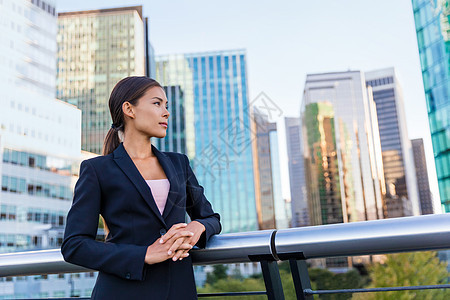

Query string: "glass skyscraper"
[157, 85, 186, 153]
[301, 71, 385, 225]
[57, 6, 149, 154]
[412, 0, 450, 212]
[302, 102, 343, 225]
[268, 123, 290, 229]
[251, 107, 287, 229]
[155, 50, 257, 233]
[285, 117, 310, 227]
[365, 68, 420, 217]
[411, 138, 434, 214]
[252, 108, 276, 229]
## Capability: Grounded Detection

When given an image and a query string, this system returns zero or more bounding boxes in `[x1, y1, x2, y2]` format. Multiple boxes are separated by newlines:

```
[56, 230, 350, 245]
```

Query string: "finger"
[160, 223, 187, 243]
[167, 238, 186, 255]
[173, 249, 184, 261]
[177, 243, 193, 251]
[168, 237, 193, 255]
[179, 251, 190, 261]
[166, 230, 194, 244]
[173, 248, 190, 261]
[177, 250, 191, 261]
[161, 223, 187, 242]
[168, 238, 193, 255]
[184, 236, 195, 246]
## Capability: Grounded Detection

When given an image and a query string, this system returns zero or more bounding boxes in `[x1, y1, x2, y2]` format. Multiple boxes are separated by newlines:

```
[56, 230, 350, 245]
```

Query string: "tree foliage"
[352, 251, 449, 300]
[205, 264, 229, 286]
[308, 267, 367, 299]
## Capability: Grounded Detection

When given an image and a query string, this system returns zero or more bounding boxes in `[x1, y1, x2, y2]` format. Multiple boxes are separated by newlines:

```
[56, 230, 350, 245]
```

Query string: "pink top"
[145, 179, 170, 215]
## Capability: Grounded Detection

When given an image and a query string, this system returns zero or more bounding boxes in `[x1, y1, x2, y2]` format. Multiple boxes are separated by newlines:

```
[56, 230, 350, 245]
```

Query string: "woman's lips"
[159, 122, 168, 128]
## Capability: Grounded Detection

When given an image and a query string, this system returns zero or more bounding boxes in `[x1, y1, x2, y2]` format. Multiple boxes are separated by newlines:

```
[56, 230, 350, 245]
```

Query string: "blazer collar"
[112, 143, 180, 227]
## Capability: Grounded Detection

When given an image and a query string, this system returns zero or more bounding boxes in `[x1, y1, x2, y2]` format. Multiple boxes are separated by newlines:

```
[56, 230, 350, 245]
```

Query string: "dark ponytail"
[102, 124, 123, 156]
[102, 76, 162, 156]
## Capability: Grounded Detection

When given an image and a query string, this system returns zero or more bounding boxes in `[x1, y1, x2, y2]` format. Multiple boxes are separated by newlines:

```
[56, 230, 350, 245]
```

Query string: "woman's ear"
[122, 101, 135, 119]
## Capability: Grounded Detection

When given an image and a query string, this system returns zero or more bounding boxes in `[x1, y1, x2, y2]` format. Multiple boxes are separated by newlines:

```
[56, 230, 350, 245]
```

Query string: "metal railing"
[1, 214, 450, 299]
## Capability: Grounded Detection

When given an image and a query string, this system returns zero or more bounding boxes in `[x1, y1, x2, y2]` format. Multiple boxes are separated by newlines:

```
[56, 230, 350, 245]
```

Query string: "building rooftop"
[58, 6, 143, 20]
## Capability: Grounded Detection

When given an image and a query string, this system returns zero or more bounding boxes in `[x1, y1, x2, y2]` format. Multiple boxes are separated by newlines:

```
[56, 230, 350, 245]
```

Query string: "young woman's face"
[130, 86, 170, 138]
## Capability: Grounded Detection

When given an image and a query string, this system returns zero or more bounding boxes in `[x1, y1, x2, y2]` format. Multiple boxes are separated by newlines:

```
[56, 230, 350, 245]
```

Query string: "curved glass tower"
[412, 0, 450, 212]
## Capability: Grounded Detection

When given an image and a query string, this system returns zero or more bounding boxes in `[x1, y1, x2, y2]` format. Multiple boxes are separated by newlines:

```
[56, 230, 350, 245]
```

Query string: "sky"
[57, 0, 442, 212]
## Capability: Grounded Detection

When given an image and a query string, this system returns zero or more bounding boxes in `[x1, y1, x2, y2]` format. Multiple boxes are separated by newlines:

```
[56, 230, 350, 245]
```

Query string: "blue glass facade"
[156, 50, 257, 233]
[412, 0, 450, 212]
[155, 85, 186, 153]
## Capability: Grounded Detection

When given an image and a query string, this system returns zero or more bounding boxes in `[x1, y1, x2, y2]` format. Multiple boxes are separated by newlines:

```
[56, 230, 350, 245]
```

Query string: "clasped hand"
[144, 221, 205, 265]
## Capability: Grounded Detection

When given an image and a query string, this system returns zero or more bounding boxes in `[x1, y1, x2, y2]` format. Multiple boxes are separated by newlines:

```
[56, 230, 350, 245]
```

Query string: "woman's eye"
[154, 102, 160, 106]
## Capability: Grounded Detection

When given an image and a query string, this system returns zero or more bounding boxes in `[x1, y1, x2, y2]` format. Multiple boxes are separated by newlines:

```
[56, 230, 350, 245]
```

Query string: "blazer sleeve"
[61, 159, 148, 281]
[184, 154, 221, 248]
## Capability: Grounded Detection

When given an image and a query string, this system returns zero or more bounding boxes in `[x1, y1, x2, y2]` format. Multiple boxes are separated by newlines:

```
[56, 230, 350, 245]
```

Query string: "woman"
[61, 76, 221, 299]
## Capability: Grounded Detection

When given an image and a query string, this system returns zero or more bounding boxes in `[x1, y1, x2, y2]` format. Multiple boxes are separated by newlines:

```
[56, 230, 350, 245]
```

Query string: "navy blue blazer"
[61, 143, 221, 299]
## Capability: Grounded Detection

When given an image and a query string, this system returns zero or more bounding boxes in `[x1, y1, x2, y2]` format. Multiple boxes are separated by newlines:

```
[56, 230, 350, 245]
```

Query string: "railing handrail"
[1, 214, 449, 277]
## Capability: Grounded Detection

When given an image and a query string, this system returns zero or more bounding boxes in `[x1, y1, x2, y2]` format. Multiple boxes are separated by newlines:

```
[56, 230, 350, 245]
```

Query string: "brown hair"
[102, 76, 162, 156]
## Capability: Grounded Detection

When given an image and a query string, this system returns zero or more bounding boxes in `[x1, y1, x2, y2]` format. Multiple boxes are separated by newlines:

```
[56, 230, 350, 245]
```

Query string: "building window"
[0, 205, 7, 220]
[3, 149, 10, 162]
[29, 156, 35, 167]
[1, 176, 8, 191]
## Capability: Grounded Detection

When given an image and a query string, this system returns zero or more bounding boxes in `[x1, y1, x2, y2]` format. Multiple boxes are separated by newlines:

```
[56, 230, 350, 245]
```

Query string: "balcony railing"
[1, 214, 449, 299]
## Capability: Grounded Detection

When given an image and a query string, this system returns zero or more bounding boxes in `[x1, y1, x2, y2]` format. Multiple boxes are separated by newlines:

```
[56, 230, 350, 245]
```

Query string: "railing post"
[260, 260, 285, 300]
[288, 258, 313, 300]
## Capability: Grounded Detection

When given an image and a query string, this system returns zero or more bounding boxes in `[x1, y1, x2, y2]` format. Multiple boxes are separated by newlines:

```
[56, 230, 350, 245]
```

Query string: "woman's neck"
[122, 136, 154, 159]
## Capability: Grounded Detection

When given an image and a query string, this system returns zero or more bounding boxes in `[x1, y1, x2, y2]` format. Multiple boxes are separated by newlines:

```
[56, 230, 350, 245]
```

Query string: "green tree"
[352, 251, 450, 300]
[205, 264, 229, 286]
[307, 267, 367, 299]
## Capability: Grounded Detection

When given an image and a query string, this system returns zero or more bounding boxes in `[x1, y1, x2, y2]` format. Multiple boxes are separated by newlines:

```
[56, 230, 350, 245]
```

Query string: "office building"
[302, 102, 343, 224]
[252, 108, 276, 229]
[155, 50, 257, 234]
[285, 117, 309, 227]
[153, 54, 193, 154]
[251, 107, 288, 229]
[365, 68, 420, 217]
[411, 138, 434, 214]
[0, 0, 94, 298]
[0, 0, 81, 252]
[301, 71, 385, 225]
[157, 85, 186, 153]
[412, 0, 450, 212]
[57, 6, 153, 154]
[269, 122, 290, 229]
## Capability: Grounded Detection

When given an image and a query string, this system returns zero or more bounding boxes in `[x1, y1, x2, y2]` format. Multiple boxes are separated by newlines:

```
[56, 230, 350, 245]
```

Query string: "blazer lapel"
[151, 145, 181, 220]
[113, 143, 166, 227]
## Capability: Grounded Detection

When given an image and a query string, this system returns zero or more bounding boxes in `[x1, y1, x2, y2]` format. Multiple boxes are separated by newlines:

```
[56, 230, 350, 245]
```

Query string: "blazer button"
[159, 228, 167, 236]
[125, 273, 131, 279]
